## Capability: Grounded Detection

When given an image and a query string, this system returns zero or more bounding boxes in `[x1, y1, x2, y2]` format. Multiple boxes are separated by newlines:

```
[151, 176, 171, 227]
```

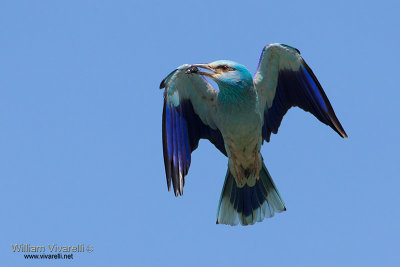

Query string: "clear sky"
[1, 0, 399, 266]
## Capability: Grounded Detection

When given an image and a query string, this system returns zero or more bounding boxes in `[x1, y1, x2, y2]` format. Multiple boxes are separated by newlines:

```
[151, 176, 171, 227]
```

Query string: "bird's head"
[186, 60, 253, 90]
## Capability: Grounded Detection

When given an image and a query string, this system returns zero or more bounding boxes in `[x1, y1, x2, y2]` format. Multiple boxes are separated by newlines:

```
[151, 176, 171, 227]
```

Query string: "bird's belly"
[225, 130, 262, 187]
[222, 111, 262, 169]
[225, 131, 260, 165]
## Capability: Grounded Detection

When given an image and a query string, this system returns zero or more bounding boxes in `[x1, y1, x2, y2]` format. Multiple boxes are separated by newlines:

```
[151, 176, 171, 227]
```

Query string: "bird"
[159, 43, 347, 226]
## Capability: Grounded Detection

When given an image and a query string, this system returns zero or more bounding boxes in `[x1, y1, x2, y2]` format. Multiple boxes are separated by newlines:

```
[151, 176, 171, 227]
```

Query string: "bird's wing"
[160, 64, 226, 196]
[254, 43, 347, 142]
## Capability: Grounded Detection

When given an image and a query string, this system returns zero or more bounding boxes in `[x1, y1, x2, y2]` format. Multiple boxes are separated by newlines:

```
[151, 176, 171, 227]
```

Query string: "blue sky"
[1, 0, 399, 266]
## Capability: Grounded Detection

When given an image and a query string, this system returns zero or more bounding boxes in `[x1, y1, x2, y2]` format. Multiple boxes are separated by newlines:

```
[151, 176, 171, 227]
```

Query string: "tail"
[216, 161, 286, 226]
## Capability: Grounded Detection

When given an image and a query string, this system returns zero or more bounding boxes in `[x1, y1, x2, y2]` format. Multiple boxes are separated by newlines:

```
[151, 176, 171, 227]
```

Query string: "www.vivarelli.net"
[11, 243, 94, 260]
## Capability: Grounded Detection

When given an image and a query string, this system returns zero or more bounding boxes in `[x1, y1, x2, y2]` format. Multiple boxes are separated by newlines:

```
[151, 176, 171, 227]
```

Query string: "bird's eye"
[218, 65, 231, 71]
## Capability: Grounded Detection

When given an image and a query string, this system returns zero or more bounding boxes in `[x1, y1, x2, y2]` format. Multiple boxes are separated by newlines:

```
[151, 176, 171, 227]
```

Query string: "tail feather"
[216, 161, 285, 226]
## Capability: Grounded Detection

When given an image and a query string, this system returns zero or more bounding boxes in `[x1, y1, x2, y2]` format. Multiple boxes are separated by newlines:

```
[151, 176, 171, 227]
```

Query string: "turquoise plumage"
[159, 44, 347, 226]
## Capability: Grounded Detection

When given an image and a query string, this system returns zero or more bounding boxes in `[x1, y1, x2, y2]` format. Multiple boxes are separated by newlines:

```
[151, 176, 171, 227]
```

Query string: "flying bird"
[159, 44, 347, 226]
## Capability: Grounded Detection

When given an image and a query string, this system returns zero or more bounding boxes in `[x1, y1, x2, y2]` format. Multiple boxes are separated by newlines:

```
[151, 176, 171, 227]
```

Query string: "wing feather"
[160, 65, 226, 196]
[254, 44, 347, 142]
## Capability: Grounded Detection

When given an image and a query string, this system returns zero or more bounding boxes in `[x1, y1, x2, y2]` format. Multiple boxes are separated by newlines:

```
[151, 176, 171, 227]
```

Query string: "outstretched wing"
[254, 43, 347, 142]
[160, 64, 226, 196]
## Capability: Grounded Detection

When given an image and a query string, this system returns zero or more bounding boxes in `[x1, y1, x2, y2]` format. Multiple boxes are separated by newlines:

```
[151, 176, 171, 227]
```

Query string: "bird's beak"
[185, 64, 215, 77]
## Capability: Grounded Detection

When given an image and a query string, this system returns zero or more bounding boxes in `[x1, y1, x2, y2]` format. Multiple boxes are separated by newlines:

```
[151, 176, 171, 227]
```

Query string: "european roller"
[159, 44, 347, 226]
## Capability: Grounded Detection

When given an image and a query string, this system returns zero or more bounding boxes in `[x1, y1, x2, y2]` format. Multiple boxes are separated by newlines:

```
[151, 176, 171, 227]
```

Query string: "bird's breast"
[219, 107, 262, 160]
[216, 86, 262, 162]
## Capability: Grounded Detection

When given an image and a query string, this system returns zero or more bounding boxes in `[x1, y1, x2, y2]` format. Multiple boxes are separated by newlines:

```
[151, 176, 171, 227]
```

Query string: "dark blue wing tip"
[300, 60, 348, 138]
